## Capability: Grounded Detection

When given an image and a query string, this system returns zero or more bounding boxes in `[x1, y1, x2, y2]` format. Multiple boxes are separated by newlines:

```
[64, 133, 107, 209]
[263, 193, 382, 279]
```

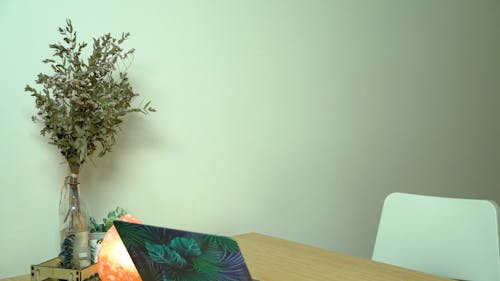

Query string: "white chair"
[372, 192, 500, 281]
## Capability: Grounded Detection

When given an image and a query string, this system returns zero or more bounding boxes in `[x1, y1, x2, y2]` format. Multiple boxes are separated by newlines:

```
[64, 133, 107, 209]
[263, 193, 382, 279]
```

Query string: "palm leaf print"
[114, 221, 253, 281]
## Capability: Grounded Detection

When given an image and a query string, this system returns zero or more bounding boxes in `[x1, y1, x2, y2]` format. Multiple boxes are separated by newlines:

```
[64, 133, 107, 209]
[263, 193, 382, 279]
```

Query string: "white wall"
[1, 0, 500, 278]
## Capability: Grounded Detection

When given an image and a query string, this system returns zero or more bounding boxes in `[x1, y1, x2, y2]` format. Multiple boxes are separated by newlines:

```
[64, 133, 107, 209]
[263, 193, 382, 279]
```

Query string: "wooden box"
[31, 258, 98, 281]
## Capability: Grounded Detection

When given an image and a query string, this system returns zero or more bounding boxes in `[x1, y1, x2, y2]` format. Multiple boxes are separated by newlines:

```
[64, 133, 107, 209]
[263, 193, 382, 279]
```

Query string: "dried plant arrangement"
[25, 19, 155, 174]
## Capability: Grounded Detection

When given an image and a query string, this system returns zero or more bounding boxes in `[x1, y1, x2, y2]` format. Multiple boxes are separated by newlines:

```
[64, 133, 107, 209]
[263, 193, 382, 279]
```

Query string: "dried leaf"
[24, 19, 155, 174]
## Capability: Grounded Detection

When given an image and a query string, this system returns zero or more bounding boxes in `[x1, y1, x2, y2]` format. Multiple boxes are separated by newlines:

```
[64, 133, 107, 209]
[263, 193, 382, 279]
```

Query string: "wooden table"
[236, 233, 452, 281]
[1, 232, 452, 281]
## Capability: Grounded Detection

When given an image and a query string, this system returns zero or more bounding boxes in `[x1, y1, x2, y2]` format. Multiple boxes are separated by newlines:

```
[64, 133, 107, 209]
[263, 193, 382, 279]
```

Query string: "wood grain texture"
[234, 232, 453, 281]
[1, 233, 453, 281]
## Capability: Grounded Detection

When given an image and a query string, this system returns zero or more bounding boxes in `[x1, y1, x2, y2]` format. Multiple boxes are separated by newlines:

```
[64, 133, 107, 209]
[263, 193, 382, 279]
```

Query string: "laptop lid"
[114, 221, 254, 281]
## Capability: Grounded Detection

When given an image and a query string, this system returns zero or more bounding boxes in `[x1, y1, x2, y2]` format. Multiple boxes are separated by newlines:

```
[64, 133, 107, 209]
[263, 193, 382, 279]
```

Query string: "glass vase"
[59, 175, 91, 269]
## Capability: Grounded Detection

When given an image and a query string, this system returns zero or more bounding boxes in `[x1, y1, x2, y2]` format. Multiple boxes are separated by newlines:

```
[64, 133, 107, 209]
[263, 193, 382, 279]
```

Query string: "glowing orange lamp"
[97, 214, 143, 281]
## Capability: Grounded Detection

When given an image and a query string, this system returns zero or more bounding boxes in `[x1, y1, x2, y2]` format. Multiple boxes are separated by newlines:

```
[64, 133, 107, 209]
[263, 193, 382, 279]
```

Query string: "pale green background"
[1, 0, 500, 278]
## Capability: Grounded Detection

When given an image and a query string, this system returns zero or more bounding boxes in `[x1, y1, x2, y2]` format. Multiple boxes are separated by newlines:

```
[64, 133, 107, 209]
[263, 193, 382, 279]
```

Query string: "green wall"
[1, 0, 500, 278]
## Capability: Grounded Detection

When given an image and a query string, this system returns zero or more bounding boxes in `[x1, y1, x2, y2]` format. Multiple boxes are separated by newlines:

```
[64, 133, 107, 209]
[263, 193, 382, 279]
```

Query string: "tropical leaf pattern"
[114, 221, 253, 281]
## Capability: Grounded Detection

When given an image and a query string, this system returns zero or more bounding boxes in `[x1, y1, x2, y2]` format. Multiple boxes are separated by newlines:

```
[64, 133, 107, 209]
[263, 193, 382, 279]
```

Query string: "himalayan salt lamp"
[97, 214, 143, 281]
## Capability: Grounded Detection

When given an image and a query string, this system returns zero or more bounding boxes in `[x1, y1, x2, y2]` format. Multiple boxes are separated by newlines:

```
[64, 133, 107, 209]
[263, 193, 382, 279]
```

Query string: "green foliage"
[146, 237, 202, 269]
[25, 19, 155, 174]
[116, 221, 252, 281]
[89, 206, 127, 232]
[170, 237, 202, 258]
[202, 234, 240, 254]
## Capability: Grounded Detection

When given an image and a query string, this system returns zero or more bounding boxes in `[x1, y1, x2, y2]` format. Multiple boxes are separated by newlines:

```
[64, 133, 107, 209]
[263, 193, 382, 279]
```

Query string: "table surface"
[1, 232, 453, 281]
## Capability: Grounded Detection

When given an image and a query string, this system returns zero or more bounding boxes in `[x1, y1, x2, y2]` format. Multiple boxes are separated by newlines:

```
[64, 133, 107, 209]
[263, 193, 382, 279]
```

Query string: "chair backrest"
[372, 192, 500, 281]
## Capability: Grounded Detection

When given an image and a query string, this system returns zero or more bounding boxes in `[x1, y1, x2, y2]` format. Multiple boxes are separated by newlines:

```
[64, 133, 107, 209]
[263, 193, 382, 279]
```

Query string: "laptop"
[114, 221, 257, 281]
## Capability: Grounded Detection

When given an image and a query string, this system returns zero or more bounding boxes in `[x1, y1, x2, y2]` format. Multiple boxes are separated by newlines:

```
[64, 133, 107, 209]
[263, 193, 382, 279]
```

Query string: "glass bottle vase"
[59, 175, 91, 269]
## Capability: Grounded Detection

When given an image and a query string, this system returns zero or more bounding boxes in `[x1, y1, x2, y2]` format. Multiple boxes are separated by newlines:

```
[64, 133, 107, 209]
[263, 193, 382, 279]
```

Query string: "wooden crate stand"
[31, 258, 98, 281]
